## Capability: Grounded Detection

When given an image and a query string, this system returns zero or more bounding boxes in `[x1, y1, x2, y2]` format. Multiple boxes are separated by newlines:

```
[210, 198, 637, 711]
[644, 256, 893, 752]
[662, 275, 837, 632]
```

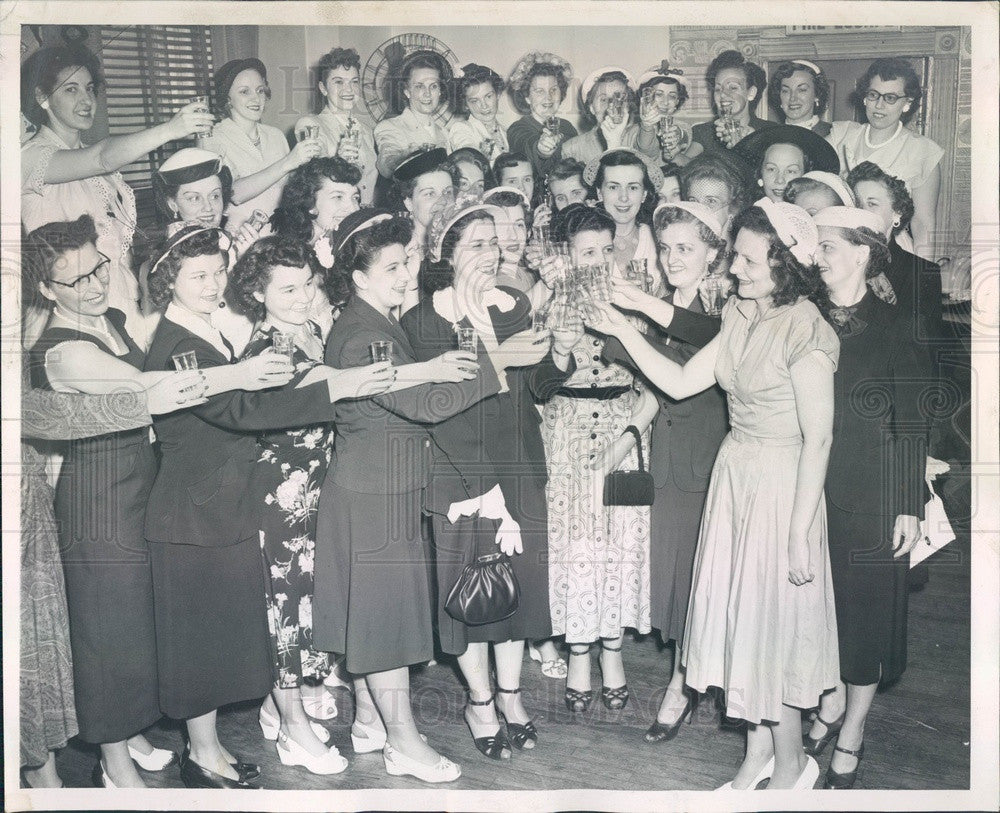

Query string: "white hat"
[581, 66, 636, 101]
[156, 147, 223, 185]
[802, 171, 855, 206]
[428, 194, 499, 262]
[753, 198, 819, 266]
[653, 201, 724, 239]
[812, 206, 886, 237]
[791, 59, 823, 75]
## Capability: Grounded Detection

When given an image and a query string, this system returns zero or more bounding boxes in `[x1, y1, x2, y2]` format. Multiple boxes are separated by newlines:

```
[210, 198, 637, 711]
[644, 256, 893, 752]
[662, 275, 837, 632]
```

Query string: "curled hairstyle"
[511, 61, 570, 115]
[389, 162, 458, 213]
[388, 51, 454, 116]
[22, 215, 99, 309]
[548, 157, 585, 184]
[551, 202, 616, 246]
[271, 157, 362, 243]
[483, 188, 533, 234]
[653, 206, 729, 276]
[826, 226, 891, 281]
[146, 226, 230, 311]
[846, 160, 914, 236]
[454, 63, 505, 116]
[317, 47, 361, 85]
[580, 70, 638, 130]
[226, 236, 322, 321]
[21, 44, 104, 127]
[592, 150, 658, 226]
[152, 166, 234, 224]
[445, 148, 496, 190]
[680, 154, 751, 211]
[851, 57, 922, 125]
[729, 204, 829, 310]
[705, 50, 766, 116]
[639, 76, 690, 110]
[767, 61, 830, 120]
[331, 217, 414, 301]
[782, 176, 843, 208]
[420, 209, 495, 295]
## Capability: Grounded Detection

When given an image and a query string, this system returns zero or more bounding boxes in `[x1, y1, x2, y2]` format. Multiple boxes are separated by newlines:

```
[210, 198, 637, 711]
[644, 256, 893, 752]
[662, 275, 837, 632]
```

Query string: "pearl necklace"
[864, 121, 903, 150]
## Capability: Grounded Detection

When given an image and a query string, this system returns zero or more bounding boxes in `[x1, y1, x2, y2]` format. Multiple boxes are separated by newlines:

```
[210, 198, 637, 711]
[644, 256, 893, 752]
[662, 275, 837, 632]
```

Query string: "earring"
[757, 178, 764, 187]
[892, 218, 901, 228]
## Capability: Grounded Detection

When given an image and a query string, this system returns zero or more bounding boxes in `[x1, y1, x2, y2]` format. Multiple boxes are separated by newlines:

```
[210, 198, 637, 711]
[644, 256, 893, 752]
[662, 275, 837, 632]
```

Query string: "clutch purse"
[603, 425, 654, 506]
[445, 538, 520, 626]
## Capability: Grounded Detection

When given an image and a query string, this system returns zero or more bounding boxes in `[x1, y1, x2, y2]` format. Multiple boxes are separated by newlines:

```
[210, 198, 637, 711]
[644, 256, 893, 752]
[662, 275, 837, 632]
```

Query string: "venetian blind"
[98, 26, 214, 232]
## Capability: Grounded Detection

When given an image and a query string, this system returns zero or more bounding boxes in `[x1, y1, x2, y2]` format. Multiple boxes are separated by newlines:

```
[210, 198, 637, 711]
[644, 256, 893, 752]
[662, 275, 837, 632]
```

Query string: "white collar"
[165, 301, 232, 359]
[431, 285, 516, 326]
[789, 115, 820, 131]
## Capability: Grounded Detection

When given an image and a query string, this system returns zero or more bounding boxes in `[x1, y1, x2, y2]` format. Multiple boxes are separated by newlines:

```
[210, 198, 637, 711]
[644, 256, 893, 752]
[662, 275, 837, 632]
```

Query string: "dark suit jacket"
[325, 296, 501, 497]
[826, 291, 929, 518]
[691, 115, 776, 155]
[506, 114, 578, 179]
[401, 286, 574, 513]
[886, 240, 944, 355]
[143, 316, 341, 547]
[603, 296, 728, 493]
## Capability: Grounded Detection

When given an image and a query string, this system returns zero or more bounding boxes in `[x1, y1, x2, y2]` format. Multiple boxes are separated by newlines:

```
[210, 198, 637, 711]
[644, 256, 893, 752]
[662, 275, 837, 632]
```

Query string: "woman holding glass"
[506, 52, 577, 178]
[542, 202, 655, 715]
[827, 58, 943, 259]
[635, 64, 696, 166]
[767, 60, 833, 136]
[586, 199, 840, 790]
[600, 202, 730, 742]
[200, 58, 321, 232]
[296, 47, 378, 205]
[402, 201, 577, 759]
[562, 67, 642, 165]
[449, 62, 509, 162]
[24, 216, 280, 788]
[313, 209, 501, 782]
[20, 43, 212, 348]
[690, 50, 775, 157]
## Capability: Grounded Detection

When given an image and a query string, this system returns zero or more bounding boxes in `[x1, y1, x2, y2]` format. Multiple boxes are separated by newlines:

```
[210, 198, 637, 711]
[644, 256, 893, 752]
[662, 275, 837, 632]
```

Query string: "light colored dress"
[297, 108, 378, 205]
[826, 121, 943, 196]
[543, 336, 652, 643]
[21, 126, 149, 347]
[682, 296, 841, 724]
[447, 115, 509, 162]
[373, 107, 449, 178]
[199, 117, 291, 231]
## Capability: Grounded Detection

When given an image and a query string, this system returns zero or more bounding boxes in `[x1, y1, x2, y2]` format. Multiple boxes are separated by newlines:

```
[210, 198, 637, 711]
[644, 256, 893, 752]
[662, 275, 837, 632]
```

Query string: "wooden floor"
[47, 531, 971, 794]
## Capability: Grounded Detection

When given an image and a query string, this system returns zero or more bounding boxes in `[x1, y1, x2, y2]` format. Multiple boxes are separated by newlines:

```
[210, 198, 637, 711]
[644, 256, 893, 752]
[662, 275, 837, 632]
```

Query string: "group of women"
[19, 37, 951, 793]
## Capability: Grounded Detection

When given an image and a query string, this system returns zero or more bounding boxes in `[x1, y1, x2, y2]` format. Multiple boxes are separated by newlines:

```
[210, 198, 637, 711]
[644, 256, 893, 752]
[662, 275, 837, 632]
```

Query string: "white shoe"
[527, 644, 568, 679]
[715, 756, 774, 791]
[276, 730, 348, 775]
[127, 743, 178, 771]
[323, 661, 353, 691]
[258, 704, 331, 743]
[383, 742, 460, 783]
[301, 689, 338, 720]
[792, 755, 820, 790]
[351, 717, 427, 754]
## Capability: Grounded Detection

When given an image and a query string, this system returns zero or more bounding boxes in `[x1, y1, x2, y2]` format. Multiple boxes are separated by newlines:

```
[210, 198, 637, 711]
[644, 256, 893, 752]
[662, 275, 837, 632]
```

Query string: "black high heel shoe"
[824, 742, 864, 789]
[464, 693, 512, 760]
[181, 742, 260, 781]
[564, 647, 594, 713]
[803, 711, 845, 757]
[496, 686, 538, 750]
[179, 754, 259, 789]
[599, 641, 629, 711]
[644, 689, 698, 743]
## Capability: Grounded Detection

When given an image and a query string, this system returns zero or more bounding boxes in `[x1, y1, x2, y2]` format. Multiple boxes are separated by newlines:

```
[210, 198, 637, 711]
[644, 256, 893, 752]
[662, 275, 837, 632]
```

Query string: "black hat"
[329, 208, 394, 255]
[214, 58, 267, 106]
[392, 147, 449, 183]
[733, 125, 840, 175]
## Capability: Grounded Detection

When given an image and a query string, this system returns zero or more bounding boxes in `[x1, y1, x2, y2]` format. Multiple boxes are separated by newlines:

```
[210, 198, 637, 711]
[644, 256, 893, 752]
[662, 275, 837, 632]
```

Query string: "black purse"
[602, 424, 654, 506]
[445, 519, 520, 626]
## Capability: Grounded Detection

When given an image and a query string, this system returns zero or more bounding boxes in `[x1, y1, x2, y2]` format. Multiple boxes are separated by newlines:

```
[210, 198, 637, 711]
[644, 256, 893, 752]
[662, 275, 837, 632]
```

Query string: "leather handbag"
[602, 424, 654, 506]
[445, 521, 520, 626]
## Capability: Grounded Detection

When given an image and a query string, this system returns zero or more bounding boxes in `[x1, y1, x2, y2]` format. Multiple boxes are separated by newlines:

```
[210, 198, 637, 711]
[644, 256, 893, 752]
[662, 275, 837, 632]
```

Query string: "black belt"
[555, 385, 632, 400]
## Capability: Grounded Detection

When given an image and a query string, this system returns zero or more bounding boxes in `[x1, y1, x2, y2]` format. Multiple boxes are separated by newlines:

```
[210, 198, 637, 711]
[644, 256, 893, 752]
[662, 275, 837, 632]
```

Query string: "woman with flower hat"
[506, 52, 577, 178]
[586, 198, 840, 790]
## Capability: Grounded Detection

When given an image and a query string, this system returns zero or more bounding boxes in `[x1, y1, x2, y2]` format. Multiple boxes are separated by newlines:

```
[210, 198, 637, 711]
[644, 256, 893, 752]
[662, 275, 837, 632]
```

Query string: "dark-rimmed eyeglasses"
[863, 90, 910, 106]
[47, 253, 112, 291]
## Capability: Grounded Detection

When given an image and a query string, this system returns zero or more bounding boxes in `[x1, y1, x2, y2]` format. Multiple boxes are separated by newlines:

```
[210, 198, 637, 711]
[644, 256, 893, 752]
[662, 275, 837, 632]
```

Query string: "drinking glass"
[369, 340, 393, 363]
[247, 209, 270, 232]
[531, 309, 548, 332]
[297, 124, 320, 142]
[625, 258, 655, 293]
[171, 350, 199, 370]
[272, 332, 296, 363]
[456, 327, 478, 353]
[192, 95, 213, 136]
[699, 275, 729, 316]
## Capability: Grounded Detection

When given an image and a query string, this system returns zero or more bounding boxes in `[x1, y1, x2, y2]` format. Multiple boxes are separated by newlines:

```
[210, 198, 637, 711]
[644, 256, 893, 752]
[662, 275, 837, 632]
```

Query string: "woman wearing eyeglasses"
[20, 43, 212, 349]
[23, 216, 286, 789]
[827, 58, 943, 260]
[200, 58, 322, 232]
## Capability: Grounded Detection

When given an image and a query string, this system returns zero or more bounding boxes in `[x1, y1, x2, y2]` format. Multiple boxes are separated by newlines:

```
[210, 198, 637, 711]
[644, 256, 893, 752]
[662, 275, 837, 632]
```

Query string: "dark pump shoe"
[802, 711, 845, 756]
[179, 754, 260, 789]
[824, 742, 865, 790]
[180, 743, 261, 785]
[644, 690, 698, 743]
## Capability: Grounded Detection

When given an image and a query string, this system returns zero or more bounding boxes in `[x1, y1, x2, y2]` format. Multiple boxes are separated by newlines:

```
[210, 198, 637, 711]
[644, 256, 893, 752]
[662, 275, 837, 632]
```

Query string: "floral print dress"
[243, 322, 333, 687]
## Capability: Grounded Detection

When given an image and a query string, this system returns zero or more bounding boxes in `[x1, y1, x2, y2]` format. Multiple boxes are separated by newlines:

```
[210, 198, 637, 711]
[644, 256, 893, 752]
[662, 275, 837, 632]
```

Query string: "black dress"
[825, 292, 928, 685]
[401, 288, 573, 653]
[30, 308, 160, 743]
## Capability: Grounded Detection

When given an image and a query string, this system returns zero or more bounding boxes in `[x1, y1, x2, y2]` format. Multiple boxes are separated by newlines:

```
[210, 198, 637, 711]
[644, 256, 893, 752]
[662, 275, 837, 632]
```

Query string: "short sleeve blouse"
[827, 120, 944, 193]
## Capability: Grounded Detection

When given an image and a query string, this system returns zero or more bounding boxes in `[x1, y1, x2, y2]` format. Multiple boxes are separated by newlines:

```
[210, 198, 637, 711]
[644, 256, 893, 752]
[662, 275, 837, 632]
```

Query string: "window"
[97, 26, 215, 232]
